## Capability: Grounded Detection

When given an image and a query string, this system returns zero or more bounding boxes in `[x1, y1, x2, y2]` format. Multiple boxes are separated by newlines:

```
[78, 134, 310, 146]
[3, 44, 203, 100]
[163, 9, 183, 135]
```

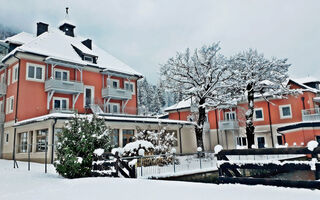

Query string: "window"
[7, 69, 10, 85]
[225, 111, 236, 120]
[84, 56, 93, 63]
[254, 108, 264, 121]
[5, 133, 9, 143]
[18, 132, 28, 153]
[26, 63, 45, 82]
[236, 137, 247, 146]
[12, 64, 19, 83]
[122, 129, 134, 146]
[54, 128, 63, 146]
[36, 129, 48, 152]
[53, 97, 69, 111]
[316, 136, 320, 145]
[6, 96, 14, 114]
[277, 135, 283, 145]
[110, 79, 119, 89]
[257, 137, 265, 149]
[124, 81, 135, 94]
[110, 129, 119, 147]
[54, 69, 69, 81]
[84, 86, 94, 108]
[0, 100, 3, 113]
[0, 73, 5, 84]
[279, 105, 292, 119]
[107, 103, 120, 114]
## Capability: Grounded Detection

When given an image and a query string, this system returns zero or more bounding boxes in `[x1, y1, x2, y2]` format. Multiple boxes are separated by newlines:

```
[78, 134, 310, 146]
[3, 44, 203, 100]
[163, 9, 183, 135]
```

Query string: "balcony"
[45, 79, 84, 94]
[102, 87, 132, 100]
[302, 108, 320, 121]
[0, 83, 6, 96]
[218, 120, 239, 130]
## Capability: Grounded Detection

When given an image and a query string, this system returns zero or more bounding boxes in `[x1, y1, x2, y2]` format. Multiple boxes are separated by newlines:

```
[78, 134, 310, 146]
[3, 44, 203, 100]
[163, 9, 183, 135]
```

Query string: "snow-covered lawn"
[0, 159, 319, 200]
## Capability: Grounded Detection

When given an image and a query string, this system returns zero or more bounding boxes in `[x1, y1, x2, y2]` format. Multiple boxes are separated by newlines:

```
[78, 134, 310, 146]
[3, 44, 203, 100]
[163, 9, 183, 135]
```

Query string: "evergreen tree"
[54, 115, 111, 178]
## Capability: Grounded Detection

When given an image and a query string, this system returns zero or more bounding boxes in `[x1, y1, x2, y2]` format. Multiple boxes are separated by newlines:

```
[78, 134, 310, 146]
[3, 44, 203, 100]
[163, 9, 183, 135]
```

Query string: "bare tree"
[229, 49, 295, 148]
[161, 43, 236, 149]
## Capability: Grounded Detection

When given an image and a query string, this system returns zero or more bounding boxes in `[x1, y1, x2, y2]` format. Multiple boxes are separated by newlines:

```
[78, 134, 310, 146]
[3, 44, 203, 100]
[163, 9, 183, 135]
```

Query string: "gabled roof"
[164, 98, 192, 112]
[288, 79, 319, 93]
[294, 76, 320, 84]
[2, 27, 142, 77]
[4, 32, 35, 45]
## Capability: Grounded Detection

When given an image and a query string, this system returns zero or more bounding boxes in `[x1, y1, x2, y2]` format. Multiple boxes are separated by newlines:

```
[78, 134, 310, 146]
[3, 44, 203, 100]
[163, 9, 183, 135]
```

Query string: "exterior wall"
[283, 128, 320, 147]
[3, 118, 195, 163]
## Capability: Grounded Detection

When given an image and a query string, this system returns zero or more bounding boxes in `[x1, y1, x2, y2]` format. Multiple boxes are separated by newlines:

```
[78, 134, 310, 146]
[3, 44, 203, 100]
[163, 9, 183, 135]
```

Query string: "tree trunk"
[195, 98, 206, 150]
[246, 83, 255, 149]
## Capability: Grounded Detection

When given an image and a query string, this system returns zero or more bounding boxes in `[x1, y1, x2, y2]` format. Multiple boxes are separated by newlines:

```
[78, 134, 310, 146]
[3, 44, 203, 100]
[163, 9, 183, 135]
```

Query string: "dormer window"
[84, 55, 93, 63]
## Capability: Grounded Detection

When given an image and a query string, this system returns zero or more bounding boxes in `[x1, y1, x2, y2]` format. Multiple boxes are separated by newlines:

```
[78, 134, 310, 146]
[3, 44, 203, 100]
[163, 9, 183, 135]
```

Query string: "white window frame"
[279, 104, 292, 119]
[12, 64, 19, 83]
[7, 69, 11, 86]
[107, 103, 120, 114]
[224, 111, 236, 121]
[53, 68, 70, 81]
[84, 55, 93, 63]
[26, 63, 45, 82]
[124, 81, 135, 95]
[83, 85, 95, 108]
[253, 108, 264, 121]
[110, 79, 119, 89]
[6, 96, 14, 114]
[236, 136, 247, 147]
[52, 97, 69, 111]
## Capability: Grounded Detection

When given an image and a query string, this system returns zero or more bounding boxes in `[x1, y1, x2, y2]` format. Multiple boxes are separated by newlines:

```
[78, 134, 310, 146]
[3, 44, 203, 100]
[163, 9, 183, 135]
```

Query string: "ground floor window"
[316, 136, 320, 145]
[277, 135, 283, 145]
[236, 136, 247, 147]
[18, 132, 28, 153]
[257, 137, 265, 148]
[5, 133, 9, 143]
[122, 129, 134, 147]
[36, 129, 48, 152]
[110, 129, 119, 147]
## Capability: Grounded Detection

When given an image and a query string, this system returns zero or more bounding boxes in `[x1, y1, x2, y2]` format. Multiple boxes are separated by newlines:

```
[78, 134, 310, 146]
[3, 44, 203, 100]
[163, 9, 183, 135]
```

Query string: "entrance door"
[84, 86, 94, 108]
[257, 137, 265, 148]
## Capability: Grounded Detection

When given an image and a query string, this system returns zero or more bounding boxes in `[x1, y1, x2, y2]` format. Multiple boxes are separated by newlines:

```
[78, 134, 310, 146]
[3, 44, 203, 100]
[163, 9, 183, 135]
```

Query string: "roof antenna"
[65, 7, 69, 19]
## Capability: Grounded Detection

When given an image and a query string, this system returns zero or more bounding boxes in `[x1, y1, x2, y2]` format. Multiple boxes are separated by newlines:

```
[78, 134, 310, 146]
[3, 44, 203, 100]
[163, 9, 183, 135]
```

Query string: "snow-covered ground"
[1, 159, 319, 200]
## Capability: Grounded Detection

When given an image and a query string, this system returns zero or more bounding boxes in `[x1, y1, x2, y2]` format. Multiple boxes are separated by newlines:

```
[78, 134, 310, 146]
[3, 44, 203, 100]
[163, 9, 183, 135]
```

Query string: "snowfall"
[1, 160, 320, 200]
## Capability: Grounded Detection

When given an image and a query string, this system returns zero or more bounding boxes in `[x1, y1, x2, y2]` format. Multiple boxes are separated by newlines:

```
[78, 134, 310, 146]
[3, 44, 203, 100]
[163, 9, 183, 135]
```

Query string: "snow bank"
[307, 140, 318, 151]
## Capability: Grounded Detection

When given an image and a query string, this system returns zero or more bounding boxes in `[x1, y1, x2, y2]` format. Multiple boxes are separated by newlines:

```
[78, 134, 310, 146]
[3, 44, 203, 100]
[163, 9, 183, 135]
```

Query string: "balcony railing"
[45, 79, 84, 94]
[0, 82, 6, 96]
[102, 87, 132, 100]
[50, 108, 77, 114]
[218, 119, 239, 130]
[302, 108, 320, 121]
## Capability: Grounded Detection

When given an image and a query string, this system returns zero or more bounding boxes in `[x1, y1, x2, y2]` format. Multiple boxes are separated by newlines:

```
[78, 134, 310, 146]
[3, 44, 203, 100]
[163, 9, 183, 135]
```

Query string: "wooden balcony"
[45, 79, 84, 94]
[102, 87, 132, 100]
[218, 120, 239, 130]
[302, 108, 320, 121]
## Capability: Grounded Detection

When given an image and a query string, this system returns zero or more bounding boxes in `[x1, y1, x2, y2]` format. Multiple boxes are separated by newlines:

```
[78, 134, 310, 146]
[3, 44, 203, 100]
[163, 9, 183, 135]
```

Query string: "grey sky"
[1, 0, 320, 83]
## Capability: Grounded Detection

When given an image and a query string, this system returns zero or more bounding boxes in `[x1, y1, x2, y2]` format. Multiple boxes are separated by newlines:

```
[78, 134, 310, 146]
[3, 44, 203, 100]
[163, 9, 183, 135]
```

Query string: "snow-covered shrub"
[121, 140, 155, 157]
[54, 115, 111, 178]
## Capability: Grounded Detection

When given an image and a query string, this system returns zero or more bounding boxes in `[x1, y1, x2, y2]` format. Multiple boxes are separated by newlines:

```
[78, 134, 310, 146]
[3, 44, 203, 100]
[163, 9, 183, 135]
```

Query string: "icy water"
[269, 170, 315, 181]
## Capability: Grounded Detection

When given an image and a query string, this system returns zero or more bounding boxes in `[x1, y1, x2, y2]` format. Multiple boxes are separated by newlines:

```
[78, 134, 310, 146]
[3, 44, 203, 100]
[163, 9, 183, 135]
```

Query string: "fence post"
[173, 153, 176, 173]
[45, 143, 47, 173]
[140, 156, 143, 177]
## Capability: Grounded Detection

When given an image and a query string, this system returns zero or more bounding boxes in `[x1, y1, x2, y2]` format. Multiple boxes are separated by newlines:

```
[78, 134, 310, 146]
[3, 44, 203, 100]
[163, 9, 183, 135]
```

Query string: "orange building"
[0, 21, 195, 162]
[165, 79, 320, 150]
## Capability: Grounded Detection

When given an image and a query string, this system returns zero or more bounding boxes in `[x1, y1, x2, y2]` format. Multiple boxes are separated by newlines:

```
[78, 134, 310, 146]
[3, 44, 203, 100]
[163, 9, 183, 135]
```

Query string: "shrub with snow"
[121, 140, 154, 157]
[307, 140, 319, 151]
[54, 115, 111, 178]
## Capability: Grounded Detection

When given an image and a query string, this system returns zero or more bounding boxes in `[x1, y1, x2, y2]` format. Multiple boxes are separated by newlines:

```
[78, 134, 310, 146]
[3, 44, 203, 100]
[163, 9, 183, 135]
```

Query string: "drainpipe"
[51, 118, 57, 164]
[301, 97, 305, 110]
[0, 66, 8, 159]
[12, 54, 21, 166]
[267, 101, 275, 147]
[177, 109, 183, 153]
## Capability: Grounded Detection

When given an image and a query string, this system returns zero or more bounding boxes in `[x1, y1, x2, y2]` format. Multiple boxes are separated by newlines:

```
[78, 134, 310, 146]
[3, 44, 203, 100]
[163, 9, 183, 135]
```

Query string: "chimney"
[59, 22, 76, 37]
[37, 22, 48, 36]
[82, 39, 92, 50]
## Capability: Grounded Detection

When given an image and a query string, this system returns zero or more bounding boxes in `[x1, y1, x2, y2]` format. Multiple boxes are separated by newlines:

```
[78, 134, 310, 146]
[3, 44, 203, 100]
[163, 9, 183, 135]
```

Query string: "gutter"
[215, 110, 220, 145]
[177, 109, 183, 153]
[267, 101, 275, 147]
[51, 118, 57, 164]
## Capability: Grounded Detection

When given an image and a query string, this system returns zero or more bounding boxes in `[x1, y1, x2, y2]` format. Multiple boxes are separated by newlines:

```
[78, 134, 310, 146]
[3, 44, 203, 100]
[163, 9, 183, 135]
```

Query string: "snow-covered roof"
[4, 32, 35, 45]
[294, 76, 320, 84]
[289, 79, 319, 93]
[164, 98, 192, 112]
[3, 26, 142, 77]
[13, 113, 195, 127]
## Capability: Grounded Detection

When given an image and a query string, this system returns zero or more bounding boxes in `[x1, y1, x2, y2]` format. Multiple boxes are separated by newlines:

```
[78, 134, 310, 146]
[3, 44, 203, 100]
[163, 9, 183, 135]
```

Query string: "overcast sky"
[1, 0, 320, 83]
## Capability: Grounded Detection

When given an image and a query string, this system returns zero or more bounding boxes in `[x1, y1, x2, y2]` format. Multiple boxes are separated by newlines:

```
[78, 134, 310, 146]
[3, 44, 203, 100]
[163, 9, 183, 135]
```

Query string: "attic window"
[84, 56, 93, 63]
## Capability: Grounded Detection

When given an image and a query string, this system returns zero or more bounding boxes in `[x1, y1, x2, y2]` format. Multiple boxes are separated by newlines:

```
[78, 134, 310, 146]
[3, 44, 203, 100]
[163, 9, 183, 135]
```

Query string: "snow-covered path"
[0, 159, 319, 200]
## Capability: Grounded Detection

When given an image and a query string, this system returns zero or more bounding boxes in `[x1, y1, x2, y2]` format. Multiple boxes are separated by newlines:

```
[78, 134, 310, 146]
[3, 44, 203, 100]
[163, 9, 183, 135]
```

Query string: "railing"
[45, 79, 84, 94]
[0, 82, 6, 96]
[102, 87, 132, 100]
[50, 108, 77, 114]
[302, 108, 320, 121]
[218, 119, 239, 130]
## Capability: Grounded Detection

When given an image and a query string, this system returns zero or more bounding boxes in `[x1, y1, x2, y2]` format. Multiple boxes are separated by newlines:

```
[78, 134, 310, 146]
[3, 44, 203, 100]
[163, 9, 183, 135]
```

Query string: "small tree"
[54, 115, 111, 178]
[161, 43, 236, 149]
[229, 49, 295, 148]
